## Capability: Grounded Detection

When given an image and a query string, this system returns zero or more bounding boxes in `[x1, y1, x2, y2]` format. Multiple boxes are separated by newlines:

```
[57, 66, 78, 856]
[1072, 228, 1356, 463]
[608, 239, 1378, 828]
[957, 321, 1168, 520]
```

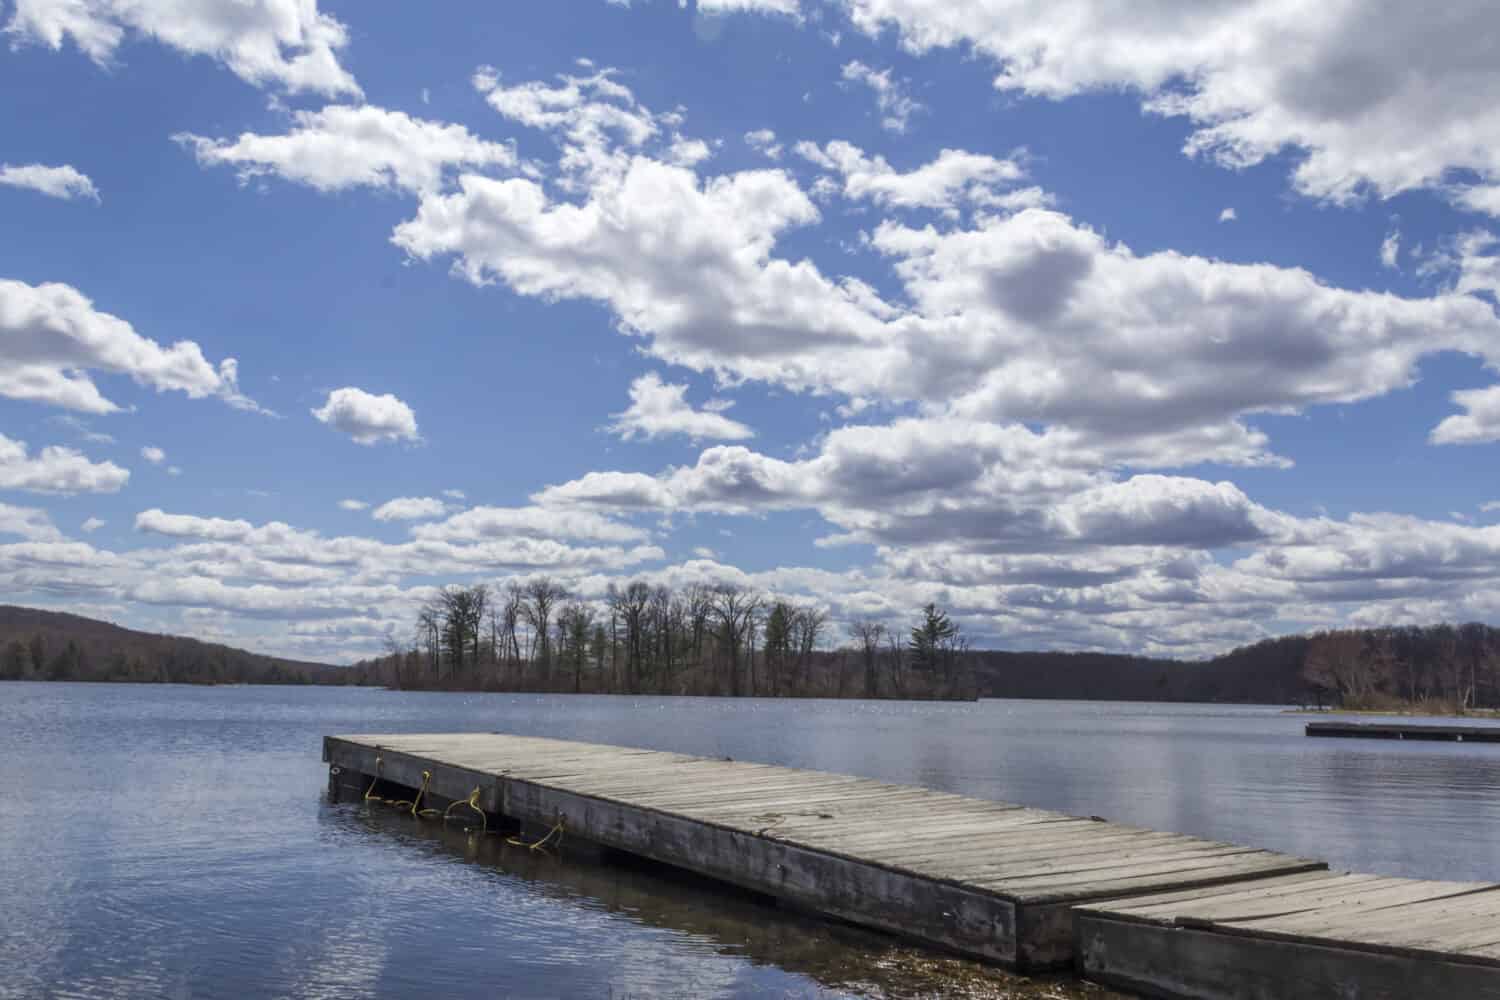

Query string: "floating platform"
[1075, 871, 1500, 998]
[324, 732, 1322, 969]
[1306, 720, 1500, 742]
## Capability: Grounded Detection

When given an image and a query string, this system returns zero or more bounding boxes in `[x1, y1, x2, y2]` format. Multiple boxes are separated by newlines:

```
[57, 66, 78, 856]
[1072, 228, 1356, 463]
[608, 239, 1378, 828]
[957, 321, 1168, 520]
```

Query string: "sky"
[3, 0, 1500, 664]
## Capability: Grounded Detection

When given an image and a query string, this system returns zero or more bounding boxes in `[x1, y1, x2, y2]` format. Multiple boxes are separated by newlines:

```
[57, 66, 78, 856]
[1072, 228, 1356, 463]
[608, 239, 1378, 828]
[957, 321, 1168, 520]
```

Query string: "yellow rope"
[443, 787, 488, 831]
[363, 756, 384, 802]
[361, 762, 484, 827]
[389, 770, 442, 817]
[508, 817, 565, 852]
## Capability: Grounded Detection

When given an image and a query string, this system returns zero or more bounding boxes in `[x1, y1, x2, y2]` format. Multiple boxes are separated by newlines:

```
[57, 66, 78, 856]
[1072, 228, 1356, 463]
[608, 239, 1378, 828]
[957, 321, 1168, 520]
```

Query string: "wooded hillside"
[0, 605, 334, 685]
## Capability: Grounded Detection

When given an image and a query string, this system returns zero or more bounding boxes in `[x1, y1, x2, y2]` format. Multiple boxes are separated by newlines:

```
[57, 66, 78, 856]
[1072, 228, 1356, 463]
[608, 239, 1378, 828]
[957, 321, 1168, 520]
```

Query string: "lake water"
[4, 683, 1500, 999]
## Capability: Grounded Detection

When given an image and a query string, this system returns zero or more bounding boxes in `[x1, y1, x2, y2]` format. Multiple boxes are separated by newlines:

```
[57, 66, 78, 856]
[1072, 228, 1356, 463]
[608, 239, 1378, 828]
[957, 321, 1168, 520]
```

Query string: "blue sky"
[3, 0, 1499, 662]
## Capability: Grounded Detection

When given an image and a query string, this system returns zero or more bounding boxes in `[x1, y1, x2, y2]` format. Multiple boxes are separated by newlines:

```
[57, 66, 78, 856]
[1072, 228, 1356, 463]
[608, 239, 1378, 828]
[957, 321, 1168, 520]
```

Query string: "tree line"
[1300, 623, 1500, 713]
[347, 579, 977, 700]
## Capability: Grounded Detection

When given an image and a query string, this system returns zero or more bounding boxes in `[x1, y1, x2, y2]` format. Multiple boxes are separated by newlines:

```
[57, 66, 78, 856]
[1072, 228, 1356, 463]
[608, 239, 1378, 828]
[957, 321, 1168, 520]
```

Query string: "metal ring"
[330, 765, 342, 776]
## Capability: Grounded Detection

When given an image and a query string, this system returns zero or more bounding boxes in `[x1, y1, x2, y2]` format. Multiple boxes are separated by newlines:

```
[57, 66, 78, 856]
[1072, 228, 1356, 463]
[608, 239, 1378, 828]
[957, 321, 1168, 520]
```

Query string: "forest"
[342, 581, 978, 700]
[5, 599, 1500, 713]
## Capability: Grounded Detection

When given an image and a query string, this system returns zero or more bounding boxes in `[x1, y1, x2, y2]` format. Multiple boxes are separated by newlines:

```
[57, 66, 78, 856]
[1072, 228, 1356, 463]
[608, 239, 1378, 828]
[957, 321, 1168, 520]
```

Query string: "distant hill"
[966, 636, 1314, 704]
[0, 605, 340, 685]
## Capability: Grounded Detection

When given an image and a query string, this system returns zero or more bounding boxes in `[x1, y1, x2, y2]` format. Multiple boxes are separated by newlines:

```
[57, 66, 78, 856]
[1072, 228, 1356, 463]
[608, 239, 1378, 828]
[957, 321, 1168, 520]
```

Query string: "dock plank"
[1076, 873, 1500, 997]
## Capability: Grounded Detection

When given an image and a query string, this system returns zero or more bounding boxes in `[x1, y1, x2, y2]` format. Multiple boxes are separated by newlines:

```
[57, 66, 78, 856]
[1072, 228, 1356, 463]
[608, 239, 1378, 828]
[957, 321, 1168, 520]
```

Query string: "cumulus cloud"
[371, 496, 449, 522]
[5, 0, 360, 96]
[538, 417, 1276, 553]
[1218, 207, 1236, 223]
[81, 516, 105, 533]
[744, 129, 782, 159]
[136, 508, 252, 541]
[337, 499, 368, 511]
[177, 106, 516, 194]
[310, 387, 419, 445]
[838, 0, 1500, 209]
[1381, 230, 1401, 269]
[697, 0, 802, 18]
[840, 60, 924, 133]
[0, 278, 262, 414]
[796, 140, 1030, 214]
[0, 501, 64, 541]
[0, 163, 99, 202]
[0, 433, 128, 494]
[397, 127, 1498, 464]
[140, 445, 165, 465]
[441, 489, 466, 500]
[608, 372, 754, 442]
[1430, 385, 1500, 445]
[412, 505, 647, 543]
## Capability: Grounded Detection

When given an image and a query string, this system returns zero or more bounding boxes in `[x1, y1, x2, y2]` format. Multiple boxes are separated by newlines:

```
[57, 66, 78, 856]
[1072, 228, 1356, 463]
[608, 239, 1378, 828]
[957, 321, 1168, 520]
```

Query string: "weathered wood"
[323, 732, 1321, 970]
[1075, 872, 1500, 998]
[1306, 720, 1500, 742]
[1075, 914, 1500, 999]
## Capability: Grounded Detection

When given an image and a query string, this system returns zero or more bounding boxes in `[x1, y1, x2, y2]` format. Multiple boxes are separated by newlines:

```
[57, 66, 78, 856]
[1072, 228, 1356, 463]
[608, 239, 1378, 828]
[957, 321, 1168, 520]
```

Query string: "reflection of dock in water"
[339, 805, 1110, 999]
[325, 732, 1500, 999]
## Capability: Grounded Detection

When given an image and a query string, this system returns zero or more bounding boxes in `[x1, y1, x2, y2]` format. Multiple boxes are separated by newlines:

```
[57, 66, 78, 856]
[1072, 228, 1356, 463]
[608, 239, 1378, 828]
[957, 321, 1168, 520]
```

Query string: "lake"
[3, 682, 1499, 999]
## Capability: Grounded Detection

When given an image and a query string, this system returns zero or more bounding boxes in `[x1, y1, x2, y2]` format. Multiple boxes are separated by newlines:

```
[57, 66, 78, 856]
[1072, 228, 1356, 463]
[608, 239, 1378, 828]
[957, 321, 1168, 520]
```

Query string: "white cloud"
[167, 465, 182, 477]
[539, 417, 1274, 551]
[744, 129, 782, 160]
[1381, 230, 1401, 269]
[81, 516, 105, 533]
[0, 278, 262, 414]
[798, 140, 1029, 214]
[839, 0, 1500, 209]
[140, 445, 165, 465]
[0, 163, 99, 202]
[310, 387, 419, 446]
[697, 0, 802, 17]
[608, 372, 755, 442]
[5, 0, 360, 96]
[840, 60, 924, 133]
[177, 105, 516, 194]
[412, 505, 647, 543]
[1483, 501, 1500, 513]
[441, 489, 466, 500]
[136, 508, 252, 541]
[0, 433, 128, 494]
[371, 497, 449, 522]
[0, 501, 63, 541]
[1218, 207, 1236, 223]
[693, 545, 717, 559]
[1430, 385, 1500, 445]
[397, 123, 1499, 464]
[337, 499, 368, 511]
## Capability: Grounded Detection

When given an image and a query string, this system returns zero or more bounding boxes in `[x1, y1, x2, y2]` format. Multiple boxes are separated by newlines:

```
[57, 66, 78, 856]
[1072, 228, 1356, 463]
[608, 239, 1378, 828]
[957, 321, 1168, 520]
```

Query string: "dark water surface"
[4, 683, 1500, 999]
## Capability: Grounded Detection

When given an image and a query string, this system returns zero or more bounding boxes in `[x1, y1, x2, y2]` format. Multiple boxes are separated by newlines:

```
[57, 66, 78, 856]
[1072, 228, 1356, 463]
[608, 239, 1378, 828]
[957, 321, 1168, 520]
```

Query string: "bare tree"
[712, 584, 763, 697]
[522, 578, 568, 684]
[791, 606, 827, 695]
[1302, 630, 1380, 707]
[849, 619, 886, 698]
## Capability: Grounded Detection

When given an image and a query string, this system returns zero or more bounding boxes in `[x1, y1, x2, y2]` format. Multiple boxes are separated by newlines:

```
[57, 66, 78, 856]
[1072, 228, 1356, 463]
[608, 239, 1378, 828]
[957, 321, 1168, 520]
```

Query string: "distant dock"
[1306, 720, 1500, 742]
[323, 733, 1500, 997]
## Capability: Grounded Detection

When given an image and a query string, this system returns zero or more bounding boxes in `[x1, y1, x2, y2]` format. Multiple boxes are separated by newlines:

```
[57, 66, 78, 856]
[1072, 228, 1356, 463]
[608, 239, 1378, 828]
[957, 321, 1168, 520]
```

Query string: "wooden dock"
[324, 732, 1321, 969]
[1306, 720, 1500, 742]
[1075, 871, 1500, 998]
[323, 733, 1500, 996]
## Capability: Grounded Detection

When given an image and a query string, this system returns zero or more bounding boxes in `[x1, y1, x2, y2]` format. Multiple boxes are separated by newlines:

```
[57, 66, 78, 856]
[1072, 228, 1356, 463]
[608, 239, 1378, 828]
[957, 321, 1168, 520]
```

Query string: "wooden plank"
[1075, 914, 1500, 1000]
